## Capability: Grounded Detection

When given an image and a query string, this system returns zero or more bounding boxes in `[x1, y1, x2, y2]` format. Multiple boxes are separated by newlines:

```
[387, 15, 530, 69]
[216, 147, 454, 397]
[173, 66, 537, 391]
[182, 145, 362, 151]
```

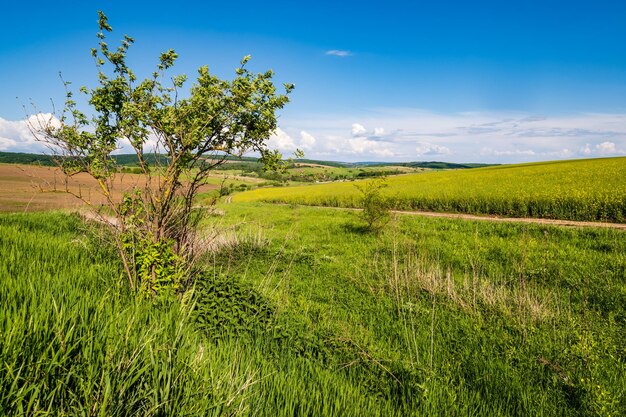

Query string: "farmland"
[0, 164, 156, 212]
[0, 163, 265, 212]
[235, 157, 626, 222]
[0, 151, 436, 185]
[215, 161, 427, 184]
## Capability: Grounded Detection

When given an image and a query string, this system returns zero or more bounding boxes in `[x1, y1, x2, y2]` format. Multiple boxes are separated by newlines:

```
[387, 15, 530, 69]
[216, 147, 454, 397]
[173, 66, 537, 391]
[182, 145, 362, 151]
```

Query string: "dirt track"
[273, 203, 626, 231]
[389, 209, 626, 230]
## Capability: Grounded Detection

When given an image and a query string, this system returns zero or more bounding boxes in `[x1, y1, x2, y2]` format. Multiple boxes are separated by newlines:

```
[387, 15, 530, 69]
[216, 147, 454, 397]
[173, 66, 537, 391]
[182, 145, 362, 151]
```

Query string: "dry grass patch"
[390, 252, 555, 324]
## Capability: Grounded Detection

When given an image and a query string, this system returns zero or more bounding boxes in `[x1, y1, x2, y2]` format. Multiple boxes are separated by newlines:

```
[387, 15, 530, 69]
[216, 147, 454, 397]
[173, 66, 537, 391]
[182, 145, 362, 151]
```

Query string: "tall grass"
[235, 157, 626, 222]
[0, 212, 441, 416]
[0, 212, 259, 416]
[2, 206, 625, 416]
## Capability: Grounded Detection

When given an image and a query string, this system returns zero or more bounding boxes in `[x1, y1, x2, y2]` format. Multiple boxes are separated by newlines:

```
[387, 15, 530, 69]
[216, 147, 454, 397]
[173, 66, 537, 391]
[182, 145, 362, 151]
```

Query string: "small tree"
[355, 177, 391, 232]
[30, 11, 293, 295]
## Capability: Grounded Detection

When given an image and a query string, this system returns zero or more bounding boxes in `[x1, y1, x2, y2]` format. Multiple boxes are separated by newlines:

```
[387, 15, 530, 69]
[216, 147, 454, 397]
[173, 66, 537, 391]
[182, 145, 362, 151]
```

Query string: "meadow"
[235, 157, 626, 223]
[1, 203, 625, 416]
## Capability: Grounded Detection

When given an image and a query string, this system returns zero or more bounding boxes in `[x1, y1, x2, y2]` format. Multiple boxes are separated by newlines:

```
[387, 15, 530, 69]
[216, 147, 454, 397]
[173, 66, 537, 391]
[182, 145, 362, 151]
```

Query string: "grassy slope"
[2, 207, 625, 416]
[235, 157, 626, 222]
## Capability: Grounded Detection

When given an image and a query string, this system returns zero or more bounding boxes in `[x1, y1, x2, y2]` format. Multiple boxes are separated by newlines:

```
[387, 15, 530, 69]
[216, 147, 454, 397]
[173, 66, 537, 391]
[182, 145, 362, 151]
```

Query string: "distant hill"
[0, 152, 252, 167]
[405, 161, 497, 169]
[0, 151, 494, 170]
[289, 159, 497, 170]
[292, 159, 349, 168]
[0, 152, 57, 166]
[353, 161, 497, 169]
[0, 152, 170, 167]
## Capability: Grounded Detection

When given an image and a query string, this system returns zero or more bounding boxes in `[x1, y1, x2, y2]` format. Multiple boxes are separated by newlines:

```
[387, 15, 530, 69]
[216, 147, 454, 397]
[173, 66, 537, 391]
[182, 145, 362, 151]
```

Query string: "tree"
[30, 11, 293, 295]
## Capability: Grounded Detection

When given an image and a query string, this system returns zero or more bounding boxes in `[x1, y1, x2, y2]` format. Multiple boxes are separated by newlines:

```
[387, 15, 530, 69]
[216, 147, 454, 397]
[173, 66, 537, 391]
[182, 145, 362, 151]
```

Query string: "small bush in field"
[355, 178, 391, 232]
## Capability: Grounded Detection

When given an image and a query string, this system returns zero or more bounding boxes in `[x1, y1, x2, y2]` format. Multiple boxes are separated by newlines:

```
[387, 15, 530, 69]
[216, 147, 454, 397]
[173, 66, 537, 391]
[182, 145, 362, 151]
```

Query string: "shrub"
[355, 178, 391, 232]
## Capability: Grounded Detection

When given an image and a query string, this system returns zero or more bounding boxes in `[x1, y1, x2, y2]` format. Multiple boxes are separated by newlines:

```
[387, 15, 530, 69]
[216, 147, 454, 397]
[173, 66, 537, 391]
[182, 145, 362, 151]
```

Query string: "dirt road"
[280, 204, 626, 231]
[389, 209, 626, 230]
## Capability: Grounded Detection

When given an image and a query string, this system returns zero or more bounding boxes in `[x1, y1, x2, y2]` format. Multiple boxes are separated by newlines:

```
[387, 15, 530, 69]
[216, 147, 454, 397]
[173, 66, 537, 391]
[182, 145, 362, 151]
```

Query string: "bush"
[355, 178, 391, 232]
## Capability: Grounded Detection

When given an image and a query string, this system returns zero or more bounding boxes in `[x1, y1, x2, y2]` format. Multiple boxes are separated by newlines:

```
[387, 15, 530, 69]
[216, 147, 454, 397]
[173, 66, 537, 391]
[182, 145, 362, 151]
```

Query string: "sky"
[1, 0, 626, 163]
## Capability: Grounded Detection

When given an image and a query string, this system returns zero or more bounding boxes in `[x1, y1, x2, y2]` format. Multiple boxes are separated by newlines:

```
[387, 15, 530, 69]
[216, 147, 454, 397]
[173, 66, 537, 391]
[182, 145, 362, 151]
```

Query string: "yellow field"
[235, 157, 626, 222]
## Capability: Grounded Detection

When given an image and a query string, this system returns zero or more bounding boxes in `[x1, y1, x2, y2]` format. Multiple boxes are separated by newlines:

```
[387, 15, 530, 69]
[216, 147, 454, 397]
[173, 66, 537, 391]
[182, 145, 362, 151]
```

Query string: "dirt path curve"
[284, 204, 626, 231]
[390, 209, 626, 230]
[79, 210, 120, 227]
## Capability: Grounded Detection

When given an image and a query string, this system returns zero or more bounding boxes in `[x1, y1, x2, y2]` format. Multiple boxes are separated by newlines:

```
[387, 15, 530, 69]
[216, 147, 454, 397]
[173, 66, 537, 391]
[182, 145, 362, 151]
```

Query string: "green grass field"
[235, 157, 626, 222]
[2, 205, 625, 416]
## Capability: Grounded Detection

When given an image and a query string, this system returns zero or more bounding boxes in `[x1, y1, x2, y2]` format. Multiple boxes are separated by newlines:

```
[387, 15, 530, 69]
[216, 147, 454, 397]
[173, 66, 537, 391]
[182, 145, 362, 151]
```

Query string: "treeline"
[292, 159, 348, 168]
[0, 152, 258, 169]
[0, 151, 170, 167]
[355, 161, 497, 169]
[0, 152, 57, 166]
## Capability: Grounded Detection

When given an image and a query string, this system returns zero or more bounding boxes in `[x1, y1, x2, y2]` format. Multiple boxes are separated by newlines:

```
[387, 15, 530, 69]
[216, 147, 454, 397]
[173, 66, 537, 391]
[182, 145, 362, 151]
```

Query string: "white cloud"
[595, 141, 619, 154]
[578, 141, 624, 157]
[481, 148, 536, 157]
[0, 113, 59, 153]
[0, 137, 17, 151]
[415, 142, 451, 156]
[266, 128, 319, 154]
[299, 131, 316, 150]
[325, 50, 352, 57]
[283, 109, 626, 162]
[348, 137, 395, 157]
[548, 148, 574, 158]
[579, 144, 592, 155]
[267, 127, 298, 152]
[351, 123, 367, 137]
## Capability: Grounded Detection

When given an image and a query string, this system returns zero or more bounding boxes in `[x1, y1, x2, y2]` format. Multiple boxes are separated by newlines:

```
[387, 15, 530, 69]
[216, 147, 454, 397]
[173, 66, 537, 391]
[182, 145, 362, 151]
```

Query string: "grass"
[0, 212, 264, 415]
[235, 157, 626, 222]
[208, 202, 626, 416]
[0, 211, 415, 416]
[2, 203, 625, 416]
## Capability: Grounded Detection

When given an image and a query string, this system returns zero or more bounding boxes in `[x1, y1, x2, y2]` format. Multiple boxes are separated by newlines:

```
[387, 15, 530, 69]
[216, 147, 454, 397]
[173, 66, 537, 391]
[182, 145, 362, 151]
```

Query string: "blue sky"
[1, 0, 626, 162]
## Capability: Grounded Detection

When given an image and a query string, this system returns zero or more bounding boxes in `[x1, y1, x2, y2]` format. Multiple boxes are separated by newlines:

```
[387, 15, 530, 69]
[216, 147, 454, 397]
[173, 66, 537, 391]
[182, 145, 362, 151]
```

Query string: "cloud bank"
[273, 110, 626, 162]
[0, 114, 58, 153]
[2, 110, 626, 163]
